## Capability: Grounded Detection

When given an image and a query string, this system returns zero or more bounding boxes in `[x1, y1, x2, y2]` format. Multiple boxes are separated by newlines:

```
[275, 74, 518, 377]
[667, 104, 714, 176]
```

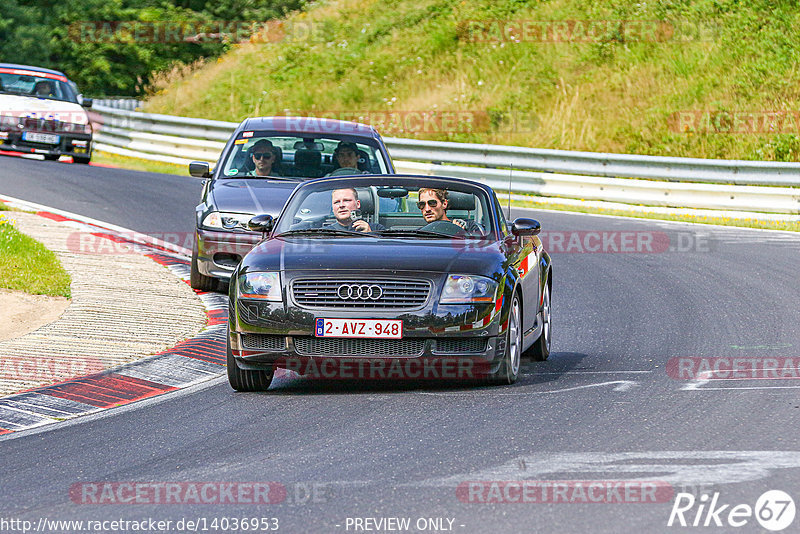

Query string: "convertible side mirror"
[511, 218, 541, 237]
[189, 161, 212, 178]
[248, 214, 274, 237]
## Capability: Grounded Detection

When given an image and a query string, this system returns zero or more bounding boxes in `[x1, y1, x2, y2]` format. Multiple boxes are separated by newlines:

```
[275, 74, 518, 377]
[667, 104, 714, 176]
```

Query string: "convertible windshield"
[273, 177, 495, 240]
[220, 132, 389, 179]
[0, 69, 77, 103]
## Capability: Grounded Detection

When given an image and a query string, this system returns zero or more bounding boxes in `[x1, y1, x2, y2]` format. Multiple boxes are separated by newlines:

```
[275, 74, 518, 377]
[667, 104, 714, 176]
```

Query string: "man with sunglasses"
[248, 139, 280, 177]
[418, 188, 483, 235]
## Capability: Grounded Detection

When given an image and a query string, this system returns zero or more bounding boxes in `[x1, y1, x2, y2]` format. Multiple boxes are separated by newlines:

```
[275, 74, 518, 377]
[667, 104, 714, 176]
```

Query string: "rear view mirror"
[189, 161, 211, 178]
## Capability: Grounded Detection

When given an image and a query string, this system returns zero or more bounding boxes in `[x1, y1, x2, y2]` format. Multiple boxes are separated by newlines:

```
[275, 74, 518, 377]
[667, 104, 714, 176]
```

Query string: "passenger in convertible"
[418, 188, 483, 234]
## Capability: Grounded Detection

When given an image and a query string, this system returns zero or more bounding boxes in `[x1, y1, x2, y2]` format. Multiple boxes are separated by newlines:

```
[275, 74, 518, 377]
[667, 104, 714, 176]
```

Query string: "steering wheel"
[328, 167, 362, 176]
[420, 220, 463, 236]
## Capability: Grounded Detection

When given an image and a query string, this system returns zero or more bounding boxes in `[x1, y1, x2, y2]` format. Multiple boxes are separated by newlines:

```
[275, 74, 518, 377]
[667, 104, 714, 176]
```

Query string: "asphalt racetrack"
[1, 156, 799, 533]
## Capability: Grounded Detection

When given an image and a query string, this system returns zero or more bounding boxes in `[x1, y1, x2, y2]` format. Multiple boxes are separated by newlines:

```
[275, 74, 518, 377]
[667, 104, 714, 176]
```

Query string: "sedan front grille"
[294, 337, 425, 357]
[292, 279, 431, 310]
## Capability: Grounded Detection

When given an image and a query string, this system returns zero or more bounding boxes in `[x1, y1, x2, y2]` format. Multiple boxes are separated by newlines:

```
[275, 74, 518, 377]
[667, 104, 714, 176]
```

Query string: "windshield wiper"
[372, 229, 459, 239]
[275, 228, 372, 238]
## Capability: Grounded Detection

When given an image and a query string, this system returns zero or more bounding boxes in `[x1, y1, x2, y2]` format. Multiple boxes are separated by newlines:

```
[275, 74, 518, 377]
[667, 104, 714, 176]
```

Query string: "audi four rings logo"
[337, 284, 383, 300]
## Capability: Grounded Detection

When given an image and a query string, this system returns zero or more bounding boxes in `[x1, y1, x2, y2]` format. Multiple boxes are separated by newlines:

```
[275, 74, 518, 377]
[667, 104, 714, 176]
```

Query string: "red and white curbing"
[0, 196, 228, 435]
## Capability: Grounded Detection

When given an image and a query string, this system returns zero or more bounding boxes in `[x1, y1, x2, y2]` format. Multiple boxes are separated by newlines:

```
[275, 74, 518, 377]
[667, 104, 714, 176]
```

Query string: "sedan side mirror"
[80, 97, 93, 109]
[248, 214, 274, 237]
[189, 161, 211, 178]
[511, 218, 541, 237]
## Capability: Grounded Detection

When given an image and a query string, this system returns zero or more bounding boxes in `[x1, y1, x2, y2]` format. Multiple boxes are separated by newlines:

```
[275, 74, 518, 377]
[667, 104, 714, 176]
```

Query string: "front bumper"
[0, 130, 92, 159]
[228, 270, 508, 379]
[195, 229, 261, 281]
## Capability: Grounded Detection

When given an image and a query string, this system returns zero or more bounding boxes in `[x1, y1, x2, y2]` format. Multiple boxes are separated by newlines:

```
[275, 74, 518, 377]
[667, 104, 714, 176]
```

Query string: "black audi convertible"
[227, 175, 552, 390]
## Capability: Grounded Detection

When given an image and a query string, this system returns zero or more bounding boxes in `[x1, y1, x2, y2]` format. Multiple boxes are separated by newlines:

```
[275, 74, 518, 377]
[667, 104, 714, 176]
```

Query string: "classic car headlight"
[237, 272, 281, 301]
[439, 275, 498, 304]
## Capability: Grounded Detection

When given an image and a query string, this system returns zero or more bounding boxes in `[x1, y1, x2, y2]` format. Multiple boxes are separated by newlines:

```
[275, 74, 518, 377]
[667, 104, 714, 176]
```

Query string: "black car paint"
[228, 175, 551, 377]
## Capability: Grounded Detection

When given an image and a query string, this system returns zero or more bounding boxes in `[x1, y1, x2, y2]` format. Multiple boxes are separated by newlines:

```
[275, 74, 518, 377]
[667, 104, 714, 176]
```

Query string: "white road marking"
[525, 370, 653, 375]
[413, 451, 800, 488]
[417, 380, 639, 396]
[683, 370, 800, 391]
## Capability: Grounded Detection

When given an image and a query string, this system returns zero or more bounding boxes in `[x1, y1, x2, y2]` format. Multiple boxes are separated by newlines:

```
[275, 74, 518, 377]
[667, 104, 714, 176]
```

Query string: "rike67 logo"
[668, 490, 796, 531]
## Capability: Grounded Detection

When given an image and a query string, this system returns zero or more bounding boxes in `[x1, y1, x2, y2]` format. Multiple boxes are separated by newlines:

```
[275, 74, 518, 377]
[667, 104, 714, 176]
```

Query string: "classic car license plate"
[22, 132, 60, 144]
[315, 318, 402, 339]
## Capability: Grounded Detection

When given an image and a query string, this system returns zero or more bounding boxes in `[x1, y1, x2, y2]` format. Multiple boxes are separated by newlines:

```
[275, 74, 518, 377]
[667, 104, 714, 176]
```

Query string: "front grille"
[21, 117, 63, 133]
[292, 279, 431, 310]
[241, 333, 285, 351]
[294, 337, 425, 357]
[433, 338, 488, 354]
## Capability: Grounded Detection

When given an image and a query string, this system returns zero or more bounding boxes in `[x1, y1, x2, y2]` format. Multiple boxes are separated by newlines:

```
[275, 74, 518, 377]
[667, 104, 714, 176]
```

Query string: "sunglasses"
[252, 152, 273, 160]
[417, 199, 441, 209]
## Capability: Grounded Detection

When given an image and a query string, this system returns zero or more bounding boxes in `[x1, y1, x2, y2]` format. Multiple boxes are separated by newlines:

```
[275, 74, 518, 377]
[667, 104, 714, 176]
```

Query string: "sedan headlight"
[237, 272, 281, 301]
[439, 275, 498, 304]
[202, 212, 223, 229]
[201, 211, 252, 230]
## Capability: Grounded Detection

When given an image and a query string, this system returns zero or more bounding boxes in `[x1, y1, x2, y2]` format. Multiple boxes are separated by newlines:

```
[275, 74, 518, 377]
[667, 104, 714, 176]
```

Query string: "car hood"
[0, 94, 88, 123]
[242, 236, 507, 275]
[209, 178, 300, 216]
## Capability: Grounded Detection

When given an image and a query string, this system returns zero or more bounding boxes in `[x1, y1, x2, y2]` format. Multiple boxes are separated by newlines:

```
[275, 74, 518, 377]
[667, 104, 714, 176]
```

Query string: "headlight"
[202, 212, 223, 229]
[201, 211, 252, 230]
[237, 272, 281, 301]
[439, 275, 498, 304]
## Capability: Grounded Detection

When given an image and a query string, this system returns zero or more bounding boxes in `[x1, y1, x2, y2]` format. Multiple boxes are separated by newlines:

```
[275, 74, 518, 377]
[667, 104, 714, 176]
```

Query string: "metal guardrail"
[90, 104, 800, 215]
[92, 99, 144, 111]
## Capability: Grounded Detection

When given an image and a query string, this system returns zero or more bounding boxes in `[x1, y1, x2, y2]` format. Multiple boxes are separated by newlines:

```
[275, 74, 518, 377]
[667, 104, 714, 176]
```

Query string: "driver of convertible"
[326, 187, 384, 232]
[418, 188, 481, 233]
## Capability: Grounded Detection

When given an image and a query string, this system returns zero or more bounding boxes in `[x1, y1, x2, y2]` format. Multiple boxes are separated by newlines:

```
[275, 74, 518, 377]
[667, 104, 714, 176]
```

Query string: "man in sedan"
[327, 187, 383, 232]
[249, 139, 280, 177]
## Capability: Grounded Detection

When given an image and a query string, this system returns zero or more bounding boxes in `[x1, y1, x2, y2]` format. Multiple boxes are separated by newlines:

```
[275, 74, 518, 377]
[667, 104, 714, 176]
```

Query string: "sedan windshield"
[273, 177, 495, 240]
[0, 69, 78, 103]
[221, 133, 389, 179]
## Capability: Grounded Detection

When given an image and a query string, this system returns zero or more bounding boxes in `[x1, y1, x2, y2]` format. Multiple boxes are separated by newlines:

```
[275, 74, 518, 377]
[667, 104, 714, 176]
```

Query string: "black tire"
[43, 154, 59, 161]
[73, 155, 91, 164]
[227, 332, 273, 391]
[190, 241, 218, 292]
[487, 293, 522, 385]
[528, 282, 551, 361]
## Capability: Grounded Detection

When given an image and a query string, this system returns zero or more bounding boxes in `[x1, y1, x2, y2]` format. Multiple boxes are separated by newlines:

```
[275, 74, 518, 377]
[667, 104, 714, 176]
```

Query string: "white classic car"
[0, 63, 93, 164]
